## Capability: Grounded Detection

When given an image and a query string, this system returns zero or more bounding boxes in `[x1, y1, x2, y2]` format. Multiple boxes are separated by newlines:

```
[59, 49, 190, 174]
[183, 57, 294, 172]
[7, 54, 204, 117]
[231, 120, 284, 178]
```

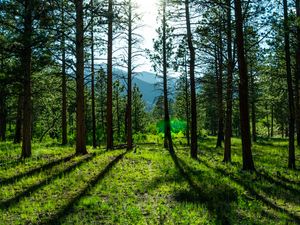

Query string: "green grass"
[0, 137, 299, 224]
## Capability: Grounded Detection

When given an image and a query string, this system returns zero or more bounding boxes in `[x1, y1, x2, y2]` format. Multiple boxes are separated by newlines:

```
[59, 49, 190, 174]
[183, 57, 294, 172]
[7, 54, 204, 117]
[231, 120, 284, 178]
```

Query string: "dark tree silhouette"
[75, 0, 87, 155]
[185, 0, 198, 159]
[283, 0, 295, 169]
[234, 0, 255, 171]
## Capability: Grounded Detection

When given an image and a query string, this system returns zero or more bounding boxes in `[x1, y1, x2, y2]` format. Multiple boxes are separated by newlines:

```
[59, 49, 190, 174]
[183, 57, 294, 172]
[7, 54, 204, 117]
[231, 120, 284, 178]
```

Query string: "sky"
[134, 0, 159, 72]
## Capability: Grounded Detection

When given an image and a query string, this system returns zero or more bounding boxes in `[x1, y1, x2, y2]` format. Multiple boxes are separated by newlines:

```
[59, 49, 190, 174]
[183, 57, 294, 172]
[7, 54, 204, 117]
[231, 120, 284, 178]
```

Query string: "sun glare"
[133, 0, 159, 72]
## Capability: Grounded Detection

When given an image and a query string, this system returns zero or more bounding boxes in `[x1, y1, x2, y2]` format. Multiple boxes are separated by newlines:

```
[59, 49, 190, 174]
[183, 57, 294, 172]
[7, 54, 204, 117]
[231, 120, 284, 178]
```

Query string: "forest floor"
[0, 137, 299, 225]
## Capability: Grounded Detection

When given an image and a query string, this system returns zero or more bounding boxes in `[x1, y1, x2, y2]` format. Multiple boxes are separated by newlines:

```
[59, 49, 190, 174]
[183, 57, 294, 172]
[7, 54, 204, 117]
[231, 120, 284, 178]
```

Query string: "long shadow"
[0, 154, 76, 186]
[0, 158, 23, 168]
[225, 160, 300, 193]
[0, 154, 74, 170]
[0, 153, 96, 210]
[198, 158, 300, 223]
[225, 161, 300, 196]
[169, 152, 237, 225]
[272, 173, 300, 186]
[256, 171, 300, 195]
[40, 150, 129, 225]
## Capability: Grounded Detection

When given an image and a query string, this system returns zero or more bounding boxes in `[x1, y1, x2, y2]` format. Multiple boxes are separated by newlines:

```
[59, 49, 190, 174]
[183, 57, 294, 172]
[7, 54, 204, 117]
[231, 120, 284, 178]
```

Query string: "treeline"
[0, 0, 299, 171]
[0, 0, 147, 156]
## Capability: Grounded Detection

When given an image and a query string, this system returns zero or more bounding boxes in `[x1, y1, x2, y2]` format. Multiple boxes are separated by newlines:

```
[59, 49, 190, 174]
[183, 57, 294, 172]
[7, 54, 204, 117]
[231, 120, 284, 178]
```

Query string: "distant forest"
[0, 0, 299, 171]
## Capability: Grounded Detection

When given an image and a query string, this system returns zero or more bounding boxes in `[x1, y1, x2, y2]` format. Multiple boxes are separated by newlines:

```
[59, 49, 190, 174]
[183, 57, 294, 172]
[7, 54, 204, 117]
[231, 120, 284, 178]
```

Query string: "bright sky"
[134, 0, 159, 72]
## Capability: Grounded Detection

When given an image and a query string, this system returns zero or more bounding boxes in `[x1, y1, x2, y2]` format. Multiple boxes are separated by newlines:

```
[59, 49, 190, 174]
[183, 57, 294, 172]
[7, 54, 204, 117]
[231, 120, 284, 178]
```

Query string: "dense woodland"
[0, 0, 300, 224]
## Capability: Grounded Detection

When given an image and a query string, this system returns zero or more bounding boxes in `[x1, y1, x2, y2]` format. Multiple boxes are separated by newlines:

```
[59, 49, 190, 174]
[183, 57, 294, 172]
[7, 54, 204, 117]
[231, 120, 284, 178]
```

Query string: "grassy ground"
[0, 137, 299, 224]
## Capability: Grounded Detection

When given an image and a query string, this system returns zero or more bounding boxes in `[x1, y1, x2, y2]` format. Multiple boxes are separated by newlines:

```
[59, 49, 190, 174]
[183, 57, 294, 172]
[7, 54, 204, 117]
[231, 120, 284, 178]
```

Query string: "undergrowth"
[0, 137, 299, 224]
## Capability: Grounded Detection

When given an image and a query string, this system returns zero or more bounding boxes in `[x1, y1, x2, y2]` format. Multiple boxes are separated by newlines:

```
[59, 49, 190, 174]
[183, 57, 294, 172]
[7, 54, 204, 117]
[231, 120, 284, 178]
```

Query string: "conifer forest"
[0, 0, 300, 224]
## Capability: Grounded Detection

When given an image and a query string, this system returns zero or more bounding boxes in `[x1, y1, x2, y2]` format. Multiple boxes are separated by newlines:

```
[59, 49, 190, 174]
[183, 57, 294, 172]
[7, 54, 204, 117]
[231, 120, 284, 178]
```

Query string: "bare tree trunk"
[162, 0, 174, 154]
[127, 0, 133, 150]
[216, 26, 224, 148]
[184, 55, 190, 146]
[116, 86, 120, 140]
[271, 104, 274, 137]
[101, 80, 105, 132]
[106, 0, 114, 149]
[250, 65, 256, 142]
[0, 92, 6, 141]
[295, 0, 300, 146]
[224, 0, 233, 162]
[61, 2, 68, 145]
[75, 0, 87, 155]
[22, 0, 33, 158]
[234, 0, 255, 171]
[91, 0, 96, 148]
[14, 93, 23, 143]
[185, 0, 197, 158]
[283, 0, 296, 169]
[0, 50, 5, 141]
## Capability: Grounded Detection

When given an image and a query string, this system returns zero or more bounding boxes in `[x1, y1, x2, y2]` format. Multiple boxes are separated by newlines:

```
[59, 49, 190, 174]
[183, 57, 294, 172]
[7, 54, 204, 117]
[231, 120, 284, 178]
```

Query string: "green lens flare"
[156, 119, 187, 134]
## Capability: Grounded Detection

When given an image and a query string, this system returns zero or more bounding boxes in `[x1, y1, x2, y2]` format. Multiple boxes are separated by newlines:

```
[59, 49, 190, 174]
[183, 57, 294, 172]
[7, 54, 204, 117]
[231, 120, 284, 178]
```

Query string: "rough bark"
[184, 55, 190, 146]
[185, 0, 197, 158]
[106, 0, 114, 149]
[127, 0, 133, 150]
[234, 0, 255, 171]
[271, 105, 274, 137]
[22, 0, 33, 158]
[224, 0, 233, 162]
[295, 0, 300, 146]
[216, 27, 224, 148]
[250, 65, 257, 142]
[283, 0, 296, 169]
[91, 0, 96, 148]
[116, 85, 120, 140]
[14, 93, 23, 143]
[162, 0, 174, 154]
[0, 92, 6, 141]
[61, 2, 68, 145]
[75, 0, 87, 155]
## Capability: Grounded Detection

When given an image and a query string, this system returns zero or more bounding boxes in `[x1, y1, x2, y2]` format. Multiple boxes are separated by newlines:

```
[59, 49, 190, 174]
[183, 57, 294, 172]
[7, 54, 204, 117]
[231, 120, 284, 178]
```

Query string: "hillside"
[89, 65, 176, 109]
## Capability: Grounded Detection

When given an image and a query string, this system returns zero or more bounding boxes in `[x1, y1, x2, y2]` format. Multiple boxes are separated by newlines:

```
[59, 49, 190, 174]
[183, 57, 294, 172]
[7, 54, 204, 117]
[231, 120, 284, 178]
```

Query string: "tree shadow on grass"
[0, 154, 76, 186]
[168, 152, 238, 225]
[198, 159, 300, 224]
[223, 160, 300, 193]
[0, 153, 96, 210]
[40, 150, 129, 225]
[0, 158, 24, 169]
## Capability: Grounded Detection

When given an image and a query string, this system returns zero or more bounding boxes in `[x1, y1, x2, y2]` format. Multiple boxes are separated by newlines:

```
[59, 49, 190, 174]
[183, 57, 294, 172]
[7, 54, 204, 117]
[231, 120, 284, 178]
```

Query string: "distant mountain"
[86, 65, 167, 110]
[133, 73, 162, 109]
[134, 71, 161, 84]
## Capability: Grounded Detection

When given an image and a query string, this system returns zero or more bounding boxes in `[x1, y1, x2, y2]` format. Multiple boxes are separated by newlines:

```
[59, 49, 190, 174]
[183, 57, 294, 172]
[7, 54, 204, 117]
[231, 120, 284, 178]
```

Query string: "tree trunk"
[271, 105, 274, 137]
[14, 93, 23, 143]
[216, 26, 224, 148]
[250, 65, 257, 142]
[295, 0, 300, 146]
[91, 0, 96, 148]
[0, 92, 6, 141]
[106, 0, 114, 149]
[184, 55, 190, 146]
[162, 0, 174, 154]
[185, 0, 197, 158]
[75, 0, 87, 155]
[22, 0, 33, 158]
[116, 86, 120, 140]
[224, 0, 233, 163]
[61, 2, 68, 145]
[283, 0, 296, 169]
[127, 0, 133, 150]
[234, 0, 255, 171]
